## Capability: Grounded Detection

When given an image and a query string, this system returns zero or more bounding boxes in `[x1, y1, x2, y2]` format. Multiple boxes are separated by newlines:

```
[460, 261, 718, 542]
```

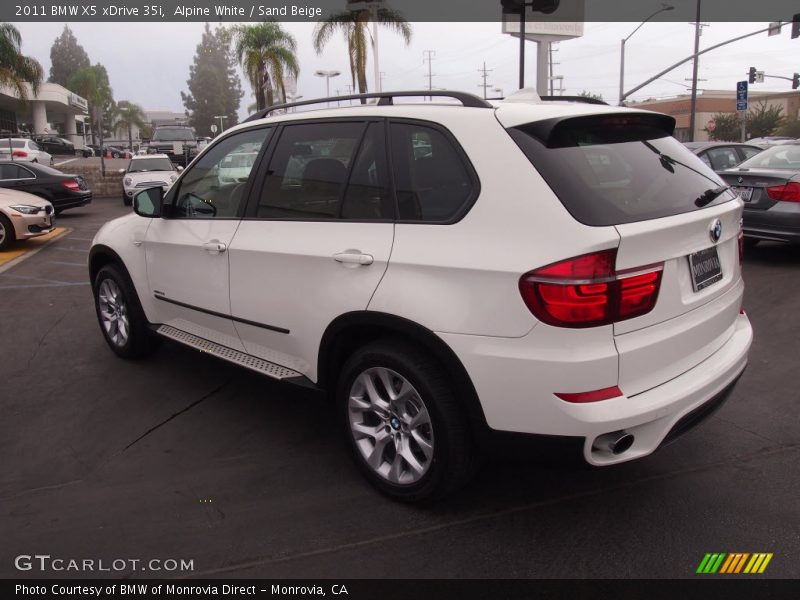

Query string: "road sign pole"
[741, 111, 746, 142]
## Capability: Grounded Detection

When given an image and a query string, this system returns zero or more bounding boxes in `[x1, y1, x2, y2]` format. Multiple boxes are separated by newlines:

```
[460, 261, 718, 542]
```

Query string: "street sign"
[755, 71, 765, 83]
[736, 81, 748, 112]
[210, 124, 218, 133]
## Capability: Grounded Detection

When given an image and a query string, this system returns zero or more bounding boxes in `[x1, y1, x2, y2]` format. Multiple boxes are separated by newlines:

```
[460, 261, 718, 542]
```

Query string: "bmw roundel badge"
[710, 219, 723, 244]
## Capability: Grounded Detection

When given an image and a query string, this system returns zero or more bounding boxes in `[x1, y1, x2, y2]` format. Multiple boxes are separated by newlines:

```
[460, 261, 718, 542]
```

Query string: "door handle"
[203, 240, 227, 254]
[333, 251, 374, 266]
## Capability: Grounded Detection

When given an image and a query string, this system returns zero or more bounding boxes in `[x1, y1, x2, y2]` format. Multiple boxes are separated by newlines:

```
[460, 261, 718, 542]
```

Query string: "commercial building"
[628, 90, 800, 142]
[0, 82, 89, 147]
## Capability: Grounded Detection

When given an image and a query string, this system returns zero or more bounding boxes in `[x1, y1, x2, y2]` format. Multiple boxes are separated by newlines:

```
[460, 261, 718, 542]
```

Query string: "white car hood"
[0, 187, 51, 209]
[125, 170, 176, 186]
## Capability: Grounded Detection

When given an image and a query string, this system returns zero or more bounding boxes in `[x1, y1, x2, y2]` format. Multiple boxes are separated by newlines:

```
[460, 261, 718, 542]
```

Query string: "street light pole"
[213, 115, 228, 135]
[315, 70, 341, 105]
[687, 0, 702, 142]
[619, 3, 675, 105]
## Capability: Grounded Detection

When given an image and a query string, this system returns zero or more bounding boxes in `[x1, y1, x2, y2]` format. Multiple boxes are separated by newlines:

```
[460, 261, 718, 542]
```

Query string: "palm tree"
[114, 102, 146, 153]
[68, 64, 112, 145]
[313, 1, 411, 102]
[0, 23, 44, 102]
[228, 22, 299, 112]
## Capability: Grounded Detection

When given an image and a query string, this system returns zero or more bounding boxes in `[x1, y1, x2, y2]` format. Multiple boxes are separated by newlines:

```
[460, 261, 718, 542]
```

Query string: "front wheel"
[338, 340, 475, 503]
[0, 213, 15, 251]
[93, 265, 160, 359]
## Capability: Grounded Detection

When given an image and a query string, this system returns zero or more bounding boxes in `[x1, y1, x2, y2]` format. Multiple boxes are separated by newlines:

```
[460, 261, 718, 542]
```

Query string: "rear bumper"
[438, 312, 752, 466]
[52, 192, 92, 211]
[743, 205, 800, 243]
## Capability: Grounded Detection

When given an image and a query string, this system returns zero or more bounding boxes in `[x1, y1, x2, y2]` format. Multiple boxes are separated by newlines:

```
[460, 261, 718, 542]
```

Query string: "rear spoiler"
[514, 113, 677, 149]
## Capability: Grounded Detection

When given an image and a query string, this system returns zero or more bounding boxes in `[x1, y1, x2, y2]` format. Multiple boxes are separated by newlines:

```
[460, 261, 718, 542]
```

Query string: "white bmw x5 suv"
[89, 90, 753, 502]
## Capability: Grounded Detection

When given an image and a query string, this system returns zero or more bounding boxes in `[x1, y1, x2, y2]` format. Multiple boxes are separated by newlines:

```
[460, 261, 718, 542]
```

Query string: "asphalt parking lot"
[1, 198, 799, 579]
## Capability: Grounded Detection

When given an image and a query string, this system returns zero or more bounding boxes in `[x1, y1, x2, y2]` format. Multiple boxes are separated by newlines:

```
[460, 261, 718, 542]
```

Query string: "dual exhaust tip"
[593, 430, 635, 455]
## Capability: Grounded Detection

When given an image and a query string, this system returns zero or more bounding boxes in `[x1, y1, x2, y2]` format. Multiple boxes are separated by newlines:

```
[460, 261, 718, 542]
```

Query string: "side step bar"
[156, 325, 302, 380]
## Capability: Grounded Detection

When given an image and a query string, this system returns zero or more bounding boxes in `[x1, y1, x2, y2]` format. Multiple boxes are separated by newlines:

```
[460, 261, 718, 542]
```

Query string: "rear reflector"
[737, 231, 744, 266]
[556, 386, 624, 403]
[519, 249, 663, 328]
[766, 182, 800, 202]
[62, 179, 81, 191]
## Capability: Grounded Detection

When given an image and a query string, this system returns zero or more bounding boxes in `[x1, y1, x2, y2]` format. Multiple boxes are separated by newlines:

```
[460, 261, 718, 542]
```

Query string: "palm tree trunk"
[265, 72, 274, 108]
[128, 126, 133, 155]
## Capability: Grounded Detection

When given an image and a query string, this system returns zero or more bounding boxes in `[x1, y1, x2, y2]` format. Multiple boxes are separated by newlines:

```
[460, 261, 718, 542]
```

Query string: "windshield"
[508, 116, 736, 226]
[128, 158, 174, 172]
[736, 145, 800, 170]
[152, 128, 195, 142]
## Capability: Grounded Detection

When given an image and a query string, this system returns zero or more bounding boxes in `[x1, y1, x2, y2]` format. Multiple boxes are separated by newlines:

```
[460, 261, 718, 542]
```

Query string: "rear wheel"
[0, 214, 15, 251]
[93, 264, 160, 359]
[338, 340, 475, 502]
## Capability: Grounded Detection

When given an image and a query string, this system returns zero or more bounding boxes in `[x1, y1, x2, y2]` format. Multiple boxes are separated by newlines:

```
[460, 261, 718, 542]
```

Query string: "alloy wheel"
[348, 367, 435, 485]
[98, 278, 130, 347]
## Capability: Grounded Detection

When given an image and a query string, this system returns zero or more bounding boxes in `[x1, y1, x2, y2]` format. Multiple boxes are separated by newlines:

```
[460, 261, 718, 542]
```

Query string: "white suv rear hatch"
[500, 105, 745, 396]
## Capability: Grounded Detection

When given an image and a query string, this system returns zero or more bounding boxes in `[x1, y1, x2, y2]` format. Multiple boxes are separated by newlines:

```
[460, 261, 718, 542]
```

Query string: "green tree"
[776, 118, 800, 138]
[48, 25, 90, 87]
[229, 22, 299, 112]
[313, 1, 411, 102]
[746, 101, 785, 139]
[114, 101, 147, 152]
[578, 90, 604, 101]
[68, 64, 113, 145]
[182, 24, 243, 136]
[706, 112, 742, 142]
[0, 23, 43, 103]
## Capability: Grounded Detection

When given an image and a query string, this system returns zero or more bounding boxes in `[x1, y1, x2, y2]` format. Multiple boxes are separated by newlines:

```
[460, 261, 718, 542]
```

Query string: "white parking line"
[54, 158, 77, 167]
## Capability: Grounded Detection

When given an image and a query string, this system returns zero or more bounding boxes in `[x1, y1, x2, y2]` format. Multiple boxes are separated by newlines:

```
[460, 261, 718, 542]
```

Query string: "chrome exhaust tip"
[593, 431, 635, 455]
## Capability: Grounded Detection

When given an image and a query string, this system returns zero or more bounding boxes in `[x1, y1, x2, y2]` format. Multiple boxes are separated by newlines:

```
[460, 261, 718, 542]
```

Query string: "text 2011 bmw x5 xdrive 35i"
[89, 90, 752, 502]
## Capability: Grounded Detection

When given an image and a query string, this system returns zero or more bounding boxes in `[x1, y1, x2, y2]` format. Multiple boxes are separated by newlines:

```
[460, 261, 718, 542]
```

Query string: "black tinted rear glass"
[508, 117, 736, 226]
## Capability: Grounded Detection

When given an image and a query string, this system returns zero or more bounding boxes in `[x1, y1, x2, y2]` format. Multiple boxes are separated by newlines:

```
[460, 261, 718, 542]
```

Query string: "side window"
[0, 164, 31, 180]
[257, 122, 364, 219]
[390, 122, 475, 222]
[706, 147, 739, 170]
[698, 153, 712, 168]
[341, 123, 392, 220]
[172, 127, 270, 219]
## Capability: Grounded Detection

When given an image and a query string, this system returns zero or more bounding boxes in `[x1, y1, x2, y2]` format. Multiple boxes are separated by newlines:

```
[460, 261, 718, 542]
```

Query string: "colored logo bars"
[696, 553, 773, 574]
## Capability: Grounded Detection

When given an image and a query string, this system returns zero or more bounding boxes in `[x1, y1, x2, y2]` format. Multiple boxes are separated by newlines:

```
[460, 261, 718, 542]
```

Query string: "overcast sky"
[13, 19, 799, 121]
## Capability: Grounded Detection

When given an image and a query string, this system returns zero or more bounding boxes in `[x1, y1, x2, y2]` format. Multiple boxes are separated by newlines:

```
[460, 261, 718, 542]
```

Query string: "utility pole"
[548, 43, 559, 95]
[423, 50, 436, 99]
[478, 62, 493, 99]
[688, 0, 704, 142]
[379, 71, 386, 91]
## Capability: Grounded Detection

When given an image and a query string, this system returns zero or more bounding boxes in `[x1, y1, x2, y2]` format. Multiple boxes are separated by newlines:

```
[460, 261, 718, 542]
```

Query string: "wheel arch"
[318, 311, 490, 440]
[89, 244, 130, 289]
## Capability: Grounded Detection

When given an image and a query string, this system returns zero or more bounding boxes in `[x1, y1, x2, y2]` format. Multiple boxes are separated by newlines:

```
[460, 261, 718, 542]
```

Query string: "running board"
[156, 325, 302, 380]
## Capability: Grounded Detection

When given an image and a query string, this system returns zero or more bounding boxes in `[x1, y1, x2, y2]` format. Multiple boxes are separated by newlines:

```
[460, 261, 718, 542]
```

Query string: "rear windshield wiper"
[695, 185, 730, 207]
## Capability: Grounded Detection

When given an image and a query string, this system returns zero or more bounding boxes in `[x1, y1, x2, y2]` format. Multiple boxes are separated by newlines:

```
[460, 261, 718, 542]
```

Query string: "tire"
[112, 152, 120, 159]
[0, 213, 15, 251]
[93, 264, 161, 359]
[337, 340, 476, 503]
[123, 195, 132, 207]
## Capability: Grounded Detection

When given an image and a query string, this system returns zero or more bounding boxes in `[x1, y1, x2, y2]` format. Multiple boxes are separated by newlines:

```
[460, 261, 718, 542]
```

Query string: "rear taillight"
[519, 249, 663, 328]
[766, 182, 800, 202]
[62, 179, 81, 191]
[12, 150, 27, 158]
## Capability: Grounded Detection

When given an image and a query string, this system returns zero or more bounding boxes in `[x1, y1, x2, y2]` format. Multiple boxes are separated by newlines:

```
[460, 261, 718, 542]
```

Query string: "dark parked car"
[684, 141, 762, 172]
[719, 142, 800, 246]
[0, 161, 92, 214]
[34, 135, 92, 158]
[87, 144, 131, 159]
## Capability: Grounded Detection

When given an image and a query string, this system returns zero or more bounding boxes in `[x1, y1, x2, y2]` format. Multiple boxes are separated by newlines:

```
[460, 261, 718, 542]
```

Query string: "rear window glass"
[1, 140, 26, 148]
[737, 145, 800, 170]
[508, 116, 736, 226]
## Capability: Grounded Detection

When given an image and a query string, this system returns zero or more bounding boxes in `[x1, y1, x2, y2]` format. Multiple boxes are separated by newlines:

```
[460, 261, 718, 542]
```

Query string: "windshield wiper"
[695, 185, 730, 207]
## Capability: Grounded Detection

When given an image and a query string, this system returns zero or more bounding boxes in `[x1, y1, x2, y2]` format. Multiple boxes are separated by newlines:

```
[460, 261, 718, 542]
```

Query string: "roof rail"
[244, 90, 493, 122]
[539, 95, 609, 106]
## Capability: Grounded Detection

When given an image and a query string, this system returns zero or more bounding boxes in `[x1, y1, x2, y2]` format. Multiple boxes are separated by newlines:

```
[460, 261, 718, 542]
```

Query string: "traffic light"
[793, 73, 799, 90]
[748, 67, 757, 84]
[792, 13, 800, 39]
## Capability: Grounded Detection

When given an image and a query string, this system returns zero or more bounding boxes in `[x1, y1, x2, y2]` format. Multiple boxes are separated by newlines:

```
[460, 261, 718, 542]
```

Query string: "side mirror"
[133, 187, 163, 218]
[176, 165, 184, 172]
[117, 168, 125, 174]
